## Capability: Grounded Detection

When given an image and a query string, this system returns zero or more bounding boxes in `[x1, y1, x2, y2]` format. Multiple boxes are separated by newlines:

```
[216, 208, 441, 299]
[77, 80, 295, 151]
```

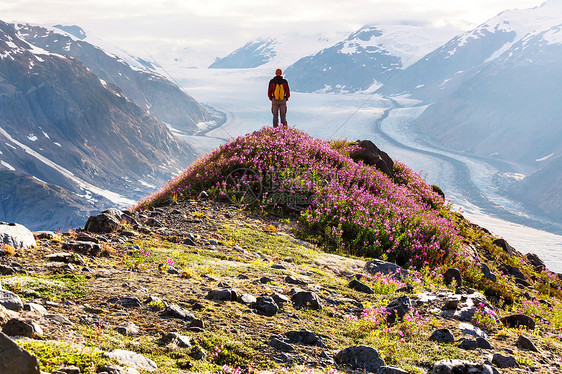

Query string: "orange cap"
[275, 68, 282, 76]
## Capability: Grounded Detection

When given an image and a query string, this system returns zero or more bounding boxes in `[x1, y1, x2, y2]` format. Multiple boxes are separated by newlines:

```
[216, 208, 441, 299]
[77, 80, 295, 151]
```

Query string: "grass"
[0, 273, 89, 301]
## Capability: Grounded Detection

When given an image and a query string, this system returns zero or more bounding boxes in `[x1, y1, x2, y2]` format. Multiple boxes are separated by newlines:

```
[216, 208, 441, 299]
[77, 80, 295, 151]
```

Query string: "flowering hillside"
[135, 126, 461, 268]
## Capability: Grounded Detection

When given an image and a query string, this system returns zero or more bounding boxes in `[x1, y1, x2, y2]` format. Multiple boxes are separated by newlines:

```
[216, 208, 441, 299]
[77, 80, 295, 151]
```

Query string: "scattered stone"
[0, 289, 23, 311]
[108, 296, 141, 308]
[271, 293, 290, 306]
[162, 332, 192, 348]
[84, 209, 123, 233]
[116, 321, 139, 336]
[271, 264, 286, 270]
[501, 314, 535, 330]
[444, 268, 462, 287]
[429, 359, 495, 374]
[476, 337, 493, 350]
[45, 252, 87, 266]
[386, 296, 412, 323]
[189, 346, 207, 360]
[105, 349, 158, 371]
[396, 285, 413, 293]
[285, 329, 327, 348]
[269, 335, 295, 352]
[146, 218, 162, 227]
[458, 322, 488, 339]
[349, 278, 374, 294]
[335, 345, 385, 372]
[259, 276, 275, 284]
[458, 338, 478, 350]
[254, 296, 279, 316]
[62, 241, 102, 256]
[33, 231, 56, 240]
[351, 140, 394, 177]
[2, 318, 42, 338]
[97, 365, 139, 374]
[480, 263, 497, 282]
[517, 335, 539, 352]
[429, 329, 455, 344]
[365, 259, 407, 279]
[162, 304, 195, 321]
[0, 222, 36, 250]
[44, 313, 73, 326]
[492, 353, 518, 368]
[51, 366, 80, 374]
[183, 237, 196, 246]
[189, 318, 204, 329]
[291, 291, 322, 310]
[238, 294, 257, 305]
[0, 332, 40, 374]
[0, 265, 15, 275]
[207, 288, 238, 301]
[443, 297, 459, 310]
[526, 253, 546, 271]
[285, 275, 308, 285]
[0, 304, 12, 325]
[376, 366, 409, 374]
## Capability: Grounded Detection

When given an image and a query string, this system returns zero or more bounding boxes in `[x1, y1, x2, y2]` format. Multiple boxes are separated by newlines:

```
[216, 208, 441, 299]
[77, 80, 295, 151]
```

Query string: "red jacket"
[268, 76, 290, 100]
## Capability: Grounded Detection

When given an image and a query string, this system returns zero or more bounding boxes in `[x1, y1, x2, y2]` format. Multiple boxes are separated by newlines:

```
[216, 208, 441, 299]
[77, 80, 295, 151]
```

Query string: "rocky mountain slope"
[13, 23, 214, 134]
[0, 128, 561, 374]
[0, 21, 194, 230]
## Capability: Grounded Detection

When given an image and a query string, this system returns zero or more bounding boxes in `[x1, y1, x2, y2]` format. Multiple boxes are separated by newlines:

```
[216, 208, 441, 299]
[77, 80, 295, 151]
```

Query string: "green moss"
[0, 274, 89, 301]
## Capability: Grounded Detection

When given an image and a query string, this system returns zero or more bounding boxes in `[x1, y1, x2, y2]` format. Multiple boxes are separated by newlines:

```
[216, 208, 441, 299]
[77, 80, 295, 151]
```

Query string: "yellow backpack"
[274, 83, 285, 100]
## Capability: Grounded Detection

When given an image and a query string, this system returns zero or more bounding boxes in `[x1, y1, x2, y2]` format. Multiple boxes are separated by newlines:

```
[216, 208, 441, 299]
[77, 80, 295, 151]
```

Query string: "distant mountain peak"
[53, 24, 87, 40]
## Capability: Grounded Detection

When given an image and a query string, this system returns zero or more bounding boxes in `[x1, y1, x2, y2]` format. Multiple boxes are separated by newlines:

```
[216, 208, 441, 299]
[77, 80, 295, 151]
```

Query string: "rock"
[238, 294, 257, 305]
[376, 366, 409, 374]
[108, 296, 141, 308]
[457, 323, 488, 339]
[429, 329, 455, 344]
[444, 268, 462, 287]
[270, 264, 286, 270]
[189, 319, 204, 329]
[254, 296, 279, 316]
[0, 332, 41, 374]
[285, 329, 327, 348]
[51, 366, 80, 374]
[365, 259, 407, 279]
[259, 276, 275, 284]
[335, 345, 385, 372]
[2, 318, 43, 337]
[0, 304, 13, 325]
[84, 209, 123, 233]
[501, 314, 535, 330]
[493, 238, 517, 256]
[0, 265, 15, 275]
[33, 231, 56, 240]
[0, 222, 36, 249]
[443, 298, 459, 310]
[351, 140, 394, 177]
[480, 263, 496, 282]
[349, 278, 374, 294]
[116, 321, 139, 336]
[207, 288, 238, 301]
[517, 335, 539, 352]
[97, 365, 139, 374]
[458, 338, 478, 350]
[526, 253, 546, 271]
[386, 296, 412, 323]
[62, 241, 102, 256]
[162, 304, 195, 321]
[429, 359, 495, 374]
[189, 346, 207, 360]
[492, 353, 518, 368]
[0, 289, 23, 311]
[396, 285, 414, 293]
[269, 336, 295, 352]
[291, 291, 322, 310]
[162, 332, 192, 348]
[271, 293, 290, 306]
[476, 337, 493, 350]
[285, 275, 308, 286]
[45, 252, 87, 266]
[104, 349, 158, 371]
[44, 313, 73, 326]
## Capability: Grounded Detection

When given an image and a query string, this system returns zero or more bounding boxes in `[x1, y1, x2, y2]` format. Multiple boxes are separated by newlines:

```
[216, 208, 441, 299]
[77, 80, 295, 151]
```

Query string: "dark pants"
[271, 99, 287, 127]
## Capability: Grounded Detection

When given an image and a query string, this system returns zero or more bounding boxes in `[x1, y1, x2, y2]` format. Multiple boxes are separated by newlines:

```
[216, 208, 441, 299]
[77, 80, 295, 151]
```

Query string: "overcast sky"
[0, 0, 547, 56]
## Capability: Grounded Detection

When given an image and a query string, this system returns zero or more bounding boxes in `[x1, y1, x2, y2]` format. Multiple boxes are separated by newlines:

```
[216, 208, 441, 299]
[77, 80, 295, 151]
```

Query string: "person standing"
[268, 68, 290, 127]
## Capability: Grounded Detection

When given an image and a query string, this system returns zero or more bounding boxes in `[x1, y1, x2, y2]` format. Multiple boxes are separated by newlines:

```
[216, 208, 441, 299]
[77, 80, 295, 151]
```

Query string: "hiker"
[268, 68, 290, 127]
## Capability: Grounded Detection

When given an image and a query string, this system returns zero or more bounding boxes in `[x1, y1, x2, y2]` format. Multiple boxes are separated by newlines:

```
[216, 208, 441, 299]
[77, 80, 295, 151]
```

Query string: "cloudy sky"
[0, 0, 547, 56]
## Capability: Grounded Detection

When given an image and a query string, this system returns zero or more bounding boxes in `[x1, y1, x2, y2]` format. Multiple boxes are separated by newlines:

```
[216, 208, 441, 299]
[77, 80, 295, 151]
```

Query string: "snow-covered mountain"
[13, 23, 214, 134]
[394, 0, 562, 222]
[0, 21, 194, 229]
[209, 38, 277, 69]
[285, 24, 461, 93]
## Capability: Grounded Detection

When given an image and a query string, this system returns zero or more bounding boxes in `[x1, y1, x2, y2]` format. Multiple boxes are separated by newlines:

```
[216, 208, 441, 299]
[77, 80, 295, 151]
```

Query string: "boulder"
[268, 336, 295, 352]
[351, 140, 394, 177]
[444, 268, 462, 287]
[84, 209, 123, 233]
[254, 296, 279, 316]
[493, 238, 517, 257]
[429, 329, 454, 344]
[162, 304, 195, 321]
[501, 314, 535, 330]
[516, 335, 539, 352]
[0, 332, 40, 374]
[429, 359, 495, 374]
[386, 296, 412, 323]
[365, 259, 407, 279]
[104, 349, 157, 371]
[492, 353, 518, 368]
[0, 222, 36, 250]
[285, 329, 327, 348]
[108, 296, 141, 308]
[0, 290, 23, 311]
[376, 366, 409, 374]
[207, 288, 238, 301]
[480, 263, 496, 282]
[2, 318, 43, 338]
[349, 278, 374, 294]
[162, 332, 192, 348]
[291, 291, 322, 310]
[335, 345, 385, 372]
[526, 253, 546, 271]
[116, 321, 139, 336]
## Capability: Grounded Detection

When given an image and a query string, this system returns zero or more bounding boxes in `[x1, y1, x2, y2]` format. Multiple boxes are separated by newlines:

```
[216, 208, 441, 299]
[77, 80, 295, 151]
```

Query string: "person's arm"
[268, 82, 274, 100]
[284, 81, 290, 100]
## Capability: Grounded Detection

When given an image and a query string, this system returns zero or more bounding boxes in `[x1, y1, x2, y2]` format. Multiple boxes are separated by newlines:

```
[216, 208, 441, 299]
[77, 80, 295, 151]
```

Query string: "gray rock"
[62, 241, 102, 256]
[351, 140, 394, 177]
[207, 288, 238, 301]
[84, 209, 123, 233]
[51, 366, 80, 374]
[0, 222, 36, 250]
[444, 268, 462, 287]
[270, 264, 286, 270]
[285, 329, 327, 348]
[2, 318, 43, 337]
[458, 322, 488, 339]
[189, 346, 207, 360]
[335, 345, 385, 372]
[269, 336, 295, 352]
[429, 359, 495, 374]
[162, 304, 195, 321]
[458, 338, 478, 350]
[108, 296, 141, 308]
[271, 293, 290, 306]
[480, 263, 497, 282]
[526, 253, 546, 271]
[104, 349, 157, 371]
[493, 238, 517, 256]
[386, 296, 412, 323]
[116, 321, 139, 336]
[0, 289, 23, 311]
[255, 296, 279, 316]
[349, 278, 374, 294]
[44, 313, 73, 326]
[259, 276, 275, 284]
[516, 335, 539, 352]
[429, 329, 454, 344]
[238, 294, 257, 305]
[285, 275, 308, 285]
[97, 365, 139, 374]
[291, 291, 322, 310]
[476, 337, 493, 350]
[0, 331, 40, 374]
[45, 252, 87, 266]
[365, 259, 407, 279]
[501, 314, 535, 330]
[376, 366, 409, 374]
[492, 353, 518, 368]
[162, 332, 192, 348]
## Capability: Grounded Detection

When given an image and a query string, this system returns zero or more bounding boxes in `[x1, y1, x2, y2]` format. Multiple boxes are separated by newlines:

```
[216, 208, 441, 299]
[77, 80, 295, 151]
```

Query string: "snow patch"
[536, 153, 555, 162]
[42, 131, 50, 139]
[54, 142, 62, 147]
[27, 134, 38, 141]
[0, 160, 15, 171]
